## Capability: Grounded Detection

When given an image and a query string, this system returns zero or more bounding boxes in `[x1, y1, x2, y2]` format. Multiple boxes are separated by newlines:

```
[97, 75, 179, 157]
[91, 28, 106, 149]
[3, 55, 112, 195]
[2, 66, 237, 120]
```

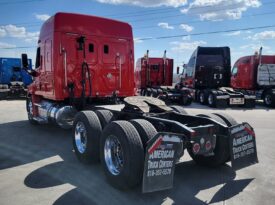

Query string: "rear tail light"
[192, 143, 200, 154]
[205, 141, 212, 151]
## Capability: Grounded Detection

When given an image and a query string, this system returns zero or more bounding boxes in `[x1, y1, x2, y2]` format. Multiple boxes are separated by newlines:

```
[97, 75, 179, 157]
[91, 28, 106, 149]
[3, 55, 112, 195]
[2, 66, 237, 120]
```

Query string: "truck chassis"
[195, 87, 256, 108]
[26, 95, 258, 192]
[140, 86, 193, 106]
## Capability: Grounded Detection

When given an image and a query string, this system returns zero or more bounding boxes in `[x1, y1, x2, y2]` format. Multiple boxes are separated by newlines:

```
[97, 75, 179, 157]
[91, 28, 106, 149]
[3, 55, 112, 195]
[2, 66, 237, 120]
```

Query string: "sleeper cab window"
[35, 47, 41, 69]
[104, 45, 109, 54]
[89, 43, 94, 53]
[151, 64, 159, 71]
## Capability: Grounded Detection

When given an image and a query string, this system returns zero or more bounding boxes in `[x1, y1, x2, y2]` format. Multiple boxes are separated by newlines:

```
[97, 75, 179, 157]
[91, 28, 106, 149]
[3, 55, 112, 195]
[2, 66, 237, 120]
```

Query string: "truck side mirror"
[176, 66, 180, 74]
[21, 54, 29, 68]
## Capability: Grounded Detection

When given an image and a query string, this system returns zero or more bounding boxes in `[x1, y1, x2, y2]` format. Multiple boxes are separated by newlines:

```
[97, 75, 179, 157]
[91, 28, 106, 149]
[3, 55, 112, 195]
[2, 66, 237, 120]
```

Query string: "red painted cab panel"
[135, 57, 173, 89]
[29, 12, 135, 101]
[231, 55, 275, 89]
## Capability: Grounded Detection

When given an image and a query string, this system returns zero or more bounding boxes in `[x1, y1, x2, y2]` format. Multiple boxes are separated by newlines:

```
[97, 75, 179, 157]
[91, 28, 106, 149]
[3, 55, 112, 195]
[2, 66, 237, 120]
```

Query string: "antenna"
[259, 47, 263, 65]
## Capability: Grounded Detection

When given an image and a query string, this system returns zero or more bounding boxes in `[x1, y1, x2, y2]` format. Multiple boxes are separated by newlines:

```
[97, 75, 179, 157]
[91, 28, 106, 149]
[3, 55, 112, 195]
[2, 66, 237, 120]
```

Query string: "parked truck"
[231, 47, 275, 107]
[135, 50, 193, 105]
[0, 57, 32, 99]
[22, 13, 258, 193]
[177, 47, 256, 107]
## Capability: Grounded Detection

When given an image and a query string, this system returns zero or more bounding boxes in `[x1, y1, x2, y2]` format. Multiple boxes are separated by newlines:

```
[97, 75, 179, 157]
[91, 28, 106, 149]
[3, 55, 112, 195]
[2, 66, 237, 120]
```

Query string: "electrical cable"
[138, 24, 275, 41]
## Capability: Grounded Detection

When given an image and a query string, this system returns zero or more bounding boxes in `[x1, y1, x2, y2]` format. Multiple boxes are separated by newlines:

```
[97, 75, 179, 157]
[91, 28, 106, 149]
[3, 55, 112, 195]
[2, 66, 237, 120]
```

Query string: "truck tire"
[26, 96, 37, 125]
[180, 95, 192, 106]
[73, 111, 102, 164]
[152, 89, 158, 97]
[130, 119, 157, 148]
[212, 113, 238, 126]
[187, 113, 230, 167]
[95, 110, 114, 128]
[207, 92, 217, 107]
[157, 88, 163, 94]
[170, 105, 188, 114]
[100, 121, 144, 189]
[244, 99, 256, 108]
[143, 89, 147, 96]
[263, 89, 275, 107]
[198, 90, 208, 105]
[141, 89, 146, 96]
[196, 113, 227, 125]
[146, 88, 152, 96]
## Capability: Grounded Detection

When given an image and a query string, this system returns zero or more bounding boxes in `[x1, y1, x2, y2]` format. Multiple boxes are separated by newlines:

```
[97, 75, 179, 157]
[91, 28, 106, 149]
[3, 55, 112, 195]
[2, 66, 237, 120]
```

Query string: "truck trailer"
[177, 47, 256, 107]
[0, 57, 32, 99]
[22, 13, 258, 193]
[136, 50, 192, 105]
[231, 47, 275, 107]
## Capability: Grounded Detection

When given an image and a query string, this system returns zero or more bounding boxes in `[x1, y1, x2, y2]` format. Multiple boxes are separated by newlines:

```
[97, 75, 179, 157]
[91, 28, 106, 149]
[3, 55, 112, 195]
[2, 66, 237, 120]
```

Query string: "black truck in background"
[176, 47, 256, 107]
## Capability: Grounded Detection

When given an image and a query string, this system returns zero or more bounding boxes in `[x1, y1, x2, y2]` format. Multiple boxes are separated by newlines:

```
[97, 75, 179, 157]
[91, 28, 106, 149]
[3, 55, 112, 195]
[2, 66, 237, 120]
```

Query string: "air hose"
[81, 61, 92, 108]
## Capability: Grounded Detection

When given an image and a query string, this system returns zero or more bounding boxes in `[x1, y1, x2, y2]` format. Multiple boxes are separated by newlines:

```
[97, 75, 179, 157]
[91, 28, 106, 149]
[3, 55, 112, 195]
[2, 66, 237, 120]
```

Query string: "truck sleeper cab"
[178, 46, 255, 107]
[136, 50, 192, 105]
[25, 12, 136, 125]
[0, 57, 32, 99]
[231, 48, 275, 107]
[29, 12, 135, 102]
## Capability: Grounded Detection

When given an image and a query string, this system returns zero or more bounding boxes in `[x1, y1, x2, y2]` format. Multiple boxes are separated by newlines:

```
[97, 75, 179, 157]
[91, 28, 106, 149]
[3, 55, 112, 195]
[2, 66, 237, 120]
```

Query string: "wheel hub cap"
[104, 135, 124, 175]
[28, 100, 34, 117]
[265, 95, 272, 105]
[75, 121, 87, 154]
[199, 93, 204, 103]
[208, 94, 213, 105]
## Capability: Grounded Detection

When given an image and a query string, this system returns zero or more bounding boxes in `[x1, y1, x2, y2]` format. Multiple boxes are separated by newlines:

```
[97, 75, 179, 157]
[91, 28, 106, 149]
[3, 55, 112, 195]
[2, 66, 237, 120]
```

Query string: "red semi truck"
[22, 13, 258, 192]
[231, 47, 275, 107]
[135, 50, 192, 105]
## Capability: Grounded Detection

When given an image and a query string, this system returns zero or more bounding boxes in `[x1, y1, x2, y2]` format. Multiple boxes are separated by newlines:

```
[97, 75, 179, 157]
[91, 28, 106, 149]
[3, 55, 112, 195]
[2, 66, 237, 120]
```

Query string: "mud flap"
[142, 133, 183, 193]
[216, 98, 228, 108]
[229, 123, 258, 170]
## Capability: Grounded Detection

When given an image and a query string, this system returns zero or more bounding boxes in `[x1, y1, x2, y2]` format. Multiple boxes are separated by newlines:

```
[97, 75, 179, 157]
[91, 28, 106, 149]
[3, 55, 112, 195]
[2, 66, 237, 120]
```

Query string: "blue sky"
[0, 0, 275, 68]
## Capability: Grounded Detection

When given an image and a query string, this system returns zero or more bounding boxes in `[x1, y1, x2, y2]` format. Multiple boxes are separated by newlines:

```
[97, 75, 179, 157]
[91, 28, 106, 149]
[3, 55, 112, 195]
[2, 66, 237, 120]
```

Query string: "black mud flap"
[216, 98, 228, 108]
[229, 123, 258, 170]
[142, 133, 183, 193]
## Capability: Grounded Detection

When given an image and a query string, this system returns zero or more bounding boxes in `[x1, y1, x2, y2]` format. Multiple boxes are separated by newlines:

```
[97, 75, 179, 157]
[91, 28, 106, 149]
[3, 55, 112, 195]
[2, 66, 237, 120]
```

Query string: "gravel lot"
[0, 99, 275, 205]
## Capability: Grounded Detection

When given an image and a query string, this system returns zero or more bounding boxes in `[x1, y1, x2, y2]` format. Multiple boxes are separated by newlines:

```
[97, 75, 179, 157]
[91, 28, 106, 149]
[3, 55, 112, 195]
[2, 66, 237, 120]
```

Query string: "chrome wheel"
[208, 94, 214, 105]
[26, 97, 36, 122]
[104, 135, 124, 176]
[75, 121, 87, 154]
[28, 100, 33, 116]
[265, 94, 272, 105]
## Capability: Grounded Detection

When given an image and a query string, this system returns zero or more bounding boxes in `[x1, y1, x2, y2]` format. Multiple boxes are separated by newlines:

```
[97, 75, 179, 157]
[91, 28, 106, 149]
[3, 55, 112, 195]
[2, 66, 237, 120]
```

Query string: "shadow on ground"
[0, 120, 254, 205]
[0, 97, 26, 101]
[0, 120, 72, 170]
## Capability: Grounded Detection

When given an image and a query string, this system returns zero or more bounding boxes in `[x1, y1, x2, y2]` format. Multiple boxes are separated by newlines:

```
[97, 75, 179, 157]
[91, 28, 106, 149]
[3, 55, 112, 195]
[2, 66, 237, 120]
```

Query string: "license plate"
[230, 98, 244, 105]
